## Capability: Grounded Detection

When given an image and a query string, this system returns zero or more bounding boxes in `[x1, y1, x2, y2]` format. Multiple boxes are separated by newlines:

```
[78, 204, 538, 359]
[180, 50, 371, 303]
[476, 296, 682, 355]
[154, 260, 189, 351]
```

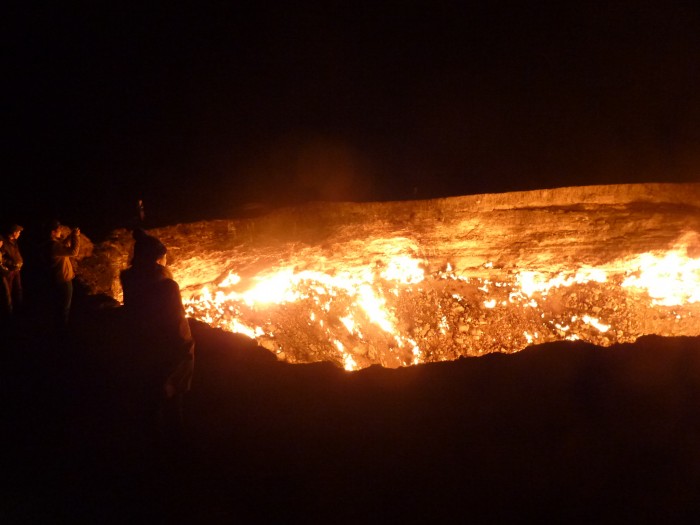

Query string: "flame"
[184, 244, 427, 370]
[621, 248, 700, 306]
[579, 315, 610, 333]
[518, 268, 608, 297]
[380, 255, 425, 284]
[218, 272, 241, 287]
[183, 236, 700, 370]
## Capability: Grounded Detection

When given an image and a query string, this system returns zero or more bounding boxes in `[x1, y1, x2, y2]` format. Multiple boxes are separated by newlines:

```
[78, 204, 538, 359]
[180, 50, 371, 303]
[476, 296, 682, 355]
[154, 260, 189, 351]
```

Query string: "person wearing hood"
[120, 228, 195, 441]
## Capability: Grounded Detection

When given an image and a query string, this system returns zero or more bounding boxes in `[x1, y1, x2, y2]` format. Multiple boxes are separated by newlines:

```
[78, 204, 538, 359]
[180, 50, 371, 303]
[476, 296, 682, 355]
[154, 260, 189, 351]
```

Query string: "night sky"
[5, 2, 700, 236]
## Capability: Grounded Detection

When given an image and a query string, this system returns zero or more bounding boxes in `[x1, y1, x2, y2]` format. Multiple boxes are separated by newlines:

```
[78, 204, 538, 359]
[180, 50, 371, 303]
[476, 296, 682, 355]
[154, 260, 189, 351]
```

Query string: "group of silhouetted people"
[2, 216, 195, 444]
[1, 220, 82, 329]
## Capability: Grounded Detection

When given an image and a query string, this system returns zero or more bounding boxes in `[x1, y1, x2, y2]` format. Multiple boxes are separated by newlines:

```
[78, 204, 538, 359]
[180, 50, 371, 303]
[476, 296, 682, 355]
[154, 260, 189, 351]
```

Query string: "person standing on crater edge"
[120, 228, 195, 444]
[136, 199, 145, 226]
[0, 238, 12, 321]
[1, 224, 24, 314]
[48, 220, 81, 330]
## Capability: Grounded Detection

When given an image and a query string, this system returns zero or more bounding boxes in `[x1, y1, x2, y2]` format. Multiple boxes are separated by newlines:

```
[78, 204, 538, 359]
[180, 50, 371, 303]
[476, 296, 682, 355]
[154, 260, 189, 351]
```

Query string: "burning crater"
[79, 183, 700, 370]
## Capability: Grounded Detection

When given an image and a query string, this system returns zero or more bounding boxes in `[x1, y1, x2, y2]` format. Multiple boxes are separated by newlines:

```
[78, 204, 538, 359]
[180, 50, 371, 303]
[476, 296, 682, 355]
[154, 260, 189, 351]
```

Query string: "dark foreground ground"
[3, 291, 700, 524]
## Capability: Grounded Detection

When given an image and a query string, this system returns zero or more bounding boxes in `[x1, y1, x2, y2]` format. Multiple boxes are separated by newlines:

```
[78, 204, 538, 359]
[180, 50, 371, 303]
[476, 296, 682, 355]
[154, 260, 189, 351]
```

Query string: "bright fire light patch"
[183, 236, 700, 370]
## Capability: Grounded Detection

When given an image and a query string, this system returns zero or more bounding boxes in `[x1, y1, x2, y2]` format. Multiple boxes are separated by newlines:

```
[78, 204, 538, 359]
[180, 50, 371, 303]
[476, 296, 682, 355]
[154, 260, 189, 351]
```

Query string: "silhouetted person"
[0, 238, 11, 321]
[1, 224, 24, 314]
[120, 229, 195, 444]
[48, 220, 81, 330]
[136, 199, 145, 226]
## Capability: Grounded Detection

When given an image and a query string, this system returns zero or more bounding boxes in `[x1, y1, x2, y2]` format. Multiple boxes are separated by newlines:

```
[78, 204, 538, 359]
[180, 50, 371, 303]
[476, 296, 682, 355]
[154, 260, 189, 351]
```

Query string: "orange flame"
[183, 236, 700, 369]
[621, 248, 700, 306]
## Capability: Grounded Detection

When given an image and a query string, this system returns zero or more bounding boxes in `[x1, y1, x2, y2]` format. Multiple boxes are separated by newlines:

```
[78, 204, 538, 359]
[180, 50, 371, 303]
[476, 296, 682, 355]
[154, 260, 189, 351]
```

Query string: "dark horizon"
[5, 2, 700, 236]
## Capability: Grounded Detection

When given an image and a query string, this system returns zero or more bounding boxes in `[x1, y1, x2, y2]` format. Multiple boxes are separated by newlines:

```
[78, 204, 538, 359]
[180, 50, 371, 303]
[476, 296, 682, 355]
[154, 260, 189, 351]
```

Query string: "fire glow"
[184, 238, 700, 370]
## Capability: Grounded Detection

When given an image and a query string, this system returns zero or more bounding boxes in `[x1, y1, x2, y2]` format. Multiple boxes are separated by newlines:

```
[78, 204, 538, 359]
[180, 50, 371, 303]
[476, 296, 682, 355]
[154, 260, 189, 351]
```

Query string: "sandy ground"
[3, 292, 700, 523]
